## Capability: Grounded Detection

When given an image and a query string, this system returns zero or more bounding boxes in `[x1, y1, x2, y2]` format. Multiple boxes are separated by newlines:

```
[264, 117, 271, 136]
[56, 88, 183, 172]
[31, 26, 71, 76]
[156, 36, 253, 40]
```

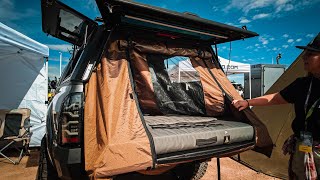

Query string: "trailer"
[244, 64, 286, 99]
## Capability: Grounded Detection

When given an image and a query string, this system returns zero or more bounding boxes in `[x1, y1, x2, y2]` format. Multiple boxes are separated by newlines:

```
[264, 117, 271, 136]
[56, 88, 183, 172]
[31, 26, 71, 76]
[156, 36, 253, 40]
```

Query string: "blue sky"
[1, 0, 319, 84]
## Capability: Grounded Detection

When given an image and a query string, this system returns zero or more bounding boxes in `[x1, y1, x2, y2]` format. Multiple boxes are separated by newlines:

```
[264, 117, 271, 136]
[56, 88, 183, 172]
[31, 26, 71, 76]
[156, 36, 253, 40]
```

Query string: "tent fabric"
[237, 53, 306, 179]
[84, 35, 274, 177]
[130, 50, 162, 115]
[196, 57, 273, 155]
[84, 53, 153, 177]
[122, 37, 273, 153]
[0, 22, 49, 57]
[120, 39, 225, 116]
[0, 22, 48, 146]
[190, 57, 224, 116]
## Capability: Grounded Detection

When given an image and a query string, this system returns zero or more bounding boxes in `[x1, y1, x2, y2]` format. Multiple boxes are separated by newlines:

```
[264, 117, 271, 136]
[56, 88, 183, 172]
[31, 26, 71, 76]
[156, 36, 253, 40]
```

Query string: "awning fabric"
[0, 22, 49, 146]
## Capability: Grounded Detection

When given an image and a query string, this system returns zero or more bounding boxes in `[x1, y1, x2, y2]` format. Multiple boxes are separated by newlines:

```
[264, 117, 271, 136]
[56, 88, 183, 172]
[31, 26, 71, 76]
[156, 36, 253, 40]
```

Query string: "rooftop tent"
[0, 22, 49, 146]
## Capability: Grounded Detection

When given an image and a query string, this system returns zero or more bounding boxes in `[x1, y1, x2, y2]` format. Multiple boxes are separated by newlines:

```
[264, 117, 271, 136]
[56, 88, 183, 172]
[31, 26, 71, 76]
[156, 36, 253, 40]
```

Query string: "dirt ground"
[0, 149, 280, 180]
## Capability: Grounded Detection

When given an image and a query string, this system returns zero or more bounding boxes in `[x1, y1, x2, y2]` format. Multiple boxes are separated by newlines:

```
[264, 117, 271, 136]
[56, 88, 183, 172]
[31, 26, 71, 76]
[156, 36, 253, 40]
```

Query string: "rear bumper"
[52, 145, 87, 179]
[156, 140, 255, 164]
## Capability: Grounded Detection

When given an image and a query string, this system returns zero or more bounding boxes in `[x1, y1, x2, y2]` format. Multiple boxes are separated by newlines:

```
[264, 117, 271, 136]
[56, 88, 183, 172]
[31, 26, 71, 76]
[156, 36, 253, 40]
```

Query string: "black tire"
[36, 137, 59, 180]
[171, 161, 208, 180]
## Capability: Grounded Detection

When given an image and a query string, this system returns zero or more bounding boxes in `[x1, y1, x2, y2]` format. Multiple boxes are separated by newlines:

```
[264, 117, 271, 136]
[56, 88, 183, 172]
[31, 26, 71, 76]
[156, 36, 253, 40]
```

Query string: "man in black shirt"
[232, 33, 320, 180]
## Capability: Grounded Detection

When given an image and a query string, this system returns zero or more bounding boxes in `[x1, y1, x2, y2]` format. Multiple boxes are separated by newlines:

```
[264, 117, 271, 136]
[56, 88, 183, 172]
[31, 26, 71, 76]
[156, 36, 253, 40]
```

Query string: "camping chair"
[0, 108, 32, 165]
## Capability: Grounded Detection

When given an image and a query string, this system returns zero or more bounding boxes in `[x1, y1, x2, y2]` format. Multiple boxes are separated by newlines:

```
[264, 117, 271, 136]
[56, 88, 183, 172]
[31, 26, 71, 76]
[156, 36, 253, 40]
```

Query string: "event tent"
[0, 22, 49, 146]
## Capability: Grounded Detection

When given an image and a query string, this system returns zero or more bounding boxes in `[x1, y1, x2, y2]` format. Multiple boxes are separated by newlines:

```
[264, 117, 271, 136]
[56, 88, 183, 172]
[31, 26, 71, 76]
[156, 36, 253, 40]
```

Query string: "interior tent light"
[125, 15, 228, 39]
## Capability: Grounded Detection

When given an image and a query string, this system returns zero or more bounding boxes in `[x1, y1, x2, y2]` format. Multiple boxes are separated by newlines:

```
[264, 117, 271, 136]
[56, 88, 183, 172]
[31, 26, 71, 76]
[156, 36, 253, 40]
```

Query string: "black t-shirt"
[280, 76, 320, 140]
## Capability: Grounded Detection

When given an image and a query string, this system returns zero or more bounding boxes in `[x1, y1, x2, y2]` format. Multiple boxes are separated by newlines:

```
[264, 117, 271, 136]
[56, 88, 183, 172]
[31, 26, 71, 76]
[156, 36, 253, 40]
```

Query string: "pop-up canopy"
[0, 22, 49, 146]
[218, 56, 250, 74]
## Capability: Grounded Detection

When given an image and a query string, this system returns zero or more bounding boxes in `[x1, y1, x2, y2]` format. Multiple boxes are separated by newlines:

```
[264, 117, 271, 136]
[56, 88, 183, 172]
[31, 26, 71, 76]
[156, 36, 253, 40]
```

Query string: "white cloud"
[0, 0, 38, 21]
[259, 36, 269, 45]
[306, 34, 315, 38]
[255, 44, 260, 47]
[272, 47, 278, 51]
[47, 44, 73, 52]
[224, 0, 320, 20]
[287, 39, 294, 43]
[48, 65, 68, 79]
[49, 57, 70, 63]
[275, 0, 290, 6]
[269, 37, 275, 41]
[282, 45, 289, 48]
[252, 13, 271, 20]
[275, 3, 294, 13]
[246, 46, 254, 49]
[212, 6, 219, 12]
[283, 34, 289, 38]
[296, 38, 302, 42]
[48, 66, 60, 79]
[239, 17, 251, 23]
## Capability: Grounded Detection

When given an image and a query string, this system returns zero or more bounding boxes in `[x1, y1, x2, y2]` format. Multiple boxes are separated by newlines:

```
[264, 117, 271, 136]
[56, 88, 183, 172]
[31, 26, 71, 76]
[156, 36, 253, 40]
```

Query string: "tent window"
[146, 55, 206, 115]
[165, 56, 200, 83]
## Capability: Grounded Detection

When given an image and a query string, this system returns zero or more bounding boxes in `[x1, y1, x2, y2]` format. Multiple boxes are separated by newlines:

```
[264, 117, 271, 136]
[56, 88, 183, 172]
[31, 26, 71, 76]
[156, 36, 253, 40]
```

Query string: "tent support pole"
[217, 158, 221, 180]
[249, 69, 252, 99]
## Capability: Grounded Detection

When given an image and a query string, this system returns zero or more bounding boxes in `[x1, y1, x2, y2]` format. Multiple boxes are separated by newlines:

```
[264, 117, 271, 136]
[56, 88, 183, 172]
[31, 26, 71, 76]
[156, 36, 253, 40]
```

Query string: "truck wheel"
[36, 138, 59, 180]
[172, 161, 208, 180]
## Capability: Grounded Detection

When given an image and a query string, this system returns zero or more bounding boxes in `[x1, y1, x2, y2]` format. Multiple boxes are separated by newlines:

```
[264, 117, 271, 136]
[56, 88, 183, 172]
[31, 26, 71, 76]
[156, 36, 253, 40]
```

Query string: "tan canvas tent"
[83, 32, 273, 178]
[236, 51, 308, 179]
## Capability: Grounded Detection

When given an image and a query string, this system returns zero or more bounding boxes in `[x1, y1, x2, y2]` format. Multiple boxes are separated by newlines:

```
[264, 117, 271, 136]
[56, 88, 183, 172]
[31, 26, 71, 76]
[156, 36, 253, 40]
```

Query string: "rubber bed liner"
[144, 115, 254, 155]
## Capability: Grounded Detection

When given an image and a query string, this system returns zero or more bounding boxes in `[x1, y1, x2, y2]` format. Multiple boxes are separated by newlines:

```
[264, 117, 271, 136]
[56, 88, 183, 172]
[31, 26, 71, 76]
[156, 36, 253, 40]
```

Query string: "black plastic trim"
[157, 141, 254, 164]
[53, 146, 81, 164]
[71, 25, 108, 81]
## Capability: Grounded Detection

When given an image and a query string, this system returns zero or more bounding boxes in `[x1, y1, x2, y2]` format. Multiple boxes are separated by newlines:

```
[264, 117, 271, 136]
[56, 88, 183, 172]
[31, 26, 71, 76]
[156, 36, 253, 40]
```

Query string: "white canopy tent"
[218, 56, 252, 98]
[177, 56, 252, 98]
[0, 22, 49, 146]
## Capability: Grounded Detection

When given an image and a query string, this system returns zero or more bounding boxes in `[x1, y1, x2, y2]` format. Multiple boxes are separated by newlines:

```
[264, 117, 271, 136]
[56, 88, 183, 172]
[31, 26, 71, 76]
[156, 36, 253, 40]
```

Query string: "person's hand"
[232, 99, 249, 111]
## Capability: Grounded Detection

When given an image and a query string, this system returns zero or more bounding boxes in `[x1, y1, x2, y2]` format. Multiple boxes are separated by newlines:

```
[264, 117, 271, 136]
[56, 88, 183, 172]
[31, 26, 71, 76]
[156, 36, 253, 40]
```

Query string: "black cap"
[296, 33, 320, 52]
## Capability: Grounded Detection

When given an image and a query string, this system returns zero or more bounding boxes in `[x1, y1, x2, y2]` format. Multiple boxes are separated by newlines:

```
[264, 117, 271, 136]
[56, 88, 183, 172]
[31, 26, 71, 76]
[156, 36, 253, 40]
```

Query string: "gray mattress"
[144, 116, 254, 155]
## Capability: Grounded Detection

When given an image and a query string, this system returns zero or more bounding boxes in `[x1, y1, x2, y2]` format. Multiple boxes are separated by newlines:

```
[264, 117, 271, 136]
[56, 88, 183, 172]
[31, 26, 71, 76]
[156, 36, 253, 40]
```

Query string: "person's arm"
[232, 92, 288, 111]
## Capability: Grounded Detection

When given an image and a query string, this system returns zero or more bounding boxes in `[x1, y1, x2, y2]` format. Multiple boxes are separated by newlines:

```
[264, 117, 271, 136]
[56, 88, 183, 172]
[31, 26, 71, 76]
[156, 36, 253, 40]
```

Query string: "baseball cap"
[296, 33, 320, 52]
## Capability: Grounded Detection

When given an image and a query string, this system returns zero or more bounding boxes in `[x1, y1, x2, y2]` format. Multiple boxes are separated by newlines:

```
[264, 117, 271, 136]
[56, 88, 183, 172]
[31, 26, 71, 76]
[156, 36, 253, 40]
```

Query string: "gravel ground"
[0, 149, 280, 180]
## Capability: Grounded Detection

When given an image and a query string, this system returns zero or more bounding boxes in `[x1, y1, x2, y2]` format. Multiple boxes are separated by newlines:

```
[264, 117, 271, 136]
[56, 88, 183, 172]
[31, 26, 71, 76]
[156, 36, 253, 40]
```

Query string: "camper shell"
[37, 0, 273, 179]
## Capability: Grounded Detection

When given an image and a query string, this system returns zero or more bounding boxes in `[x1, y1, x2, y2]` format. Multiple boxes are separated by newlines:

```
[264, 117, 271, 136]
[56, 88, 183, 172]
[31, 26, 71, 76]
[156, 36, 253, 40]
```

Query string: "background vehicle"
[37, 0, 273, 179]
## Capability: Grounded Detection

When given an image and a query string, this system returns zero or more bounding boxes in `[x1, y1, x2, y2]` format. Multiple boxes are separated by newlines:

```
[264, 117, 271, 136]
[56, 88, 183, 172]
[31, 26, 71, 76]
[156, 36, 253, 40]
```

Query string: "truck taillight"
[59, 93, 82, 145]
